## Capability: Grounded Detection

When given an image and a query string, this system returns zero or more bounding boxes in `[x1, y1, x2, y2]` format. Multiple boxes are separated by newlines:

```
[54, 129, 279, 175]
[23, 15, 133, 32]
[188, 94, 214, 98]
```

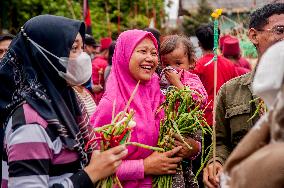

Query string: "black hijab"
[0, 15, 90, 165]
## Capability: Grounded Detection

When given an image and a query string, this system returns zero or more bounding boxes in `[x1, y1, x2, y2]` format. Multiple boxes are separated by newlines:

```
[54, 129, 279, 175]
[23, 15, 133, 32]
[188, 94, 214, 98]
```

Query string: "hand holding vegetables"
[144, 146, 183, 176]
[153, 87, 212, 188]
[84, 145, 128, 184]
[173, 133, 200, 158]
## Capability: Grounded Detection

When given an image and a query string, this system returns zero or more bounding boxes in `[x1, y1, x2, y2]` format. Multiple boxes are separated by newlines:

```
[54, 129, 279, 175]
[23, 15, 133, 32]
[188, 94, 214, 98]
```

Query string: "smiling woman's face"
[129, 38, 158, 82]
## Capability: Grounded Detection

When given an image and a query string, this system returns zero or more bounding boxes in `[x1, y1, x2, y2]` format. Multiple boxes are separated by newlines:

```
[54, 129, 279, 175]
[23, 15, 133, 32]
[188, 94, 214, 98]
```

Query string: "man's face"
[84, 45, 96, 56]
[250, 14, 284, 56]
[0, 39, 12, 59]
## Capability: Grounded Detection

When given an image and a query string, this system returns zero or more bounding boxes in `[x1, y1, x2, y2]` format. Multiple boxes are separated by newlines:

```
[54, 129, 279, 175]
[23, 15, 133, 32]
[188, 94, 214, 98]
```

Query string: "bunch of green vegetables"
[248, 97, 267, 121]
[153, 86, 212, 188]
[86, 109, 164, 188]
[85, 82, 164, 188]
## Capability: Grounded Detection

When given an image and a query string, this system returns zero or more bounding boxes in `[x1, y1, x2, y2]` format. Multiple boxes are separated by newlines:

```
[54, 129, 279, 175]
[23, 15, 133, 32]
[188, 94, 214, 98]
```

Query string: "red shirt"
[237, 57, 251, 70]
[193, 53, 238, 126]
[91, 56, 108, 104]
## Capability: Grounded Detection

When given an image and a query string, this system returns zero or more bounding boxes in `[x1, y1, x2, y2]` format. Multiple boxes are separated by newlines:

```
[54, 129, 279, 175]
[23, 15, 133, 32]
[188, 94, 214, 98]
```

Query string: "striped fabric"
[2, 104, 93, 188]
[73, 87, 96, 118]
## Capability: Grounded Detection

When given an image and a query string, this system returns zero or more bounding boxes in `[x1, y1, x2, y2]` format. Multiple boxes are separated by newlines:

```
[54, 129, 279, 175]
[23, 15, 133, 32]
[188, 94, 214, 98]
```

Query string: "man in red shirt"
[91, 37, 112, 104]
[194, 23, 238, 126]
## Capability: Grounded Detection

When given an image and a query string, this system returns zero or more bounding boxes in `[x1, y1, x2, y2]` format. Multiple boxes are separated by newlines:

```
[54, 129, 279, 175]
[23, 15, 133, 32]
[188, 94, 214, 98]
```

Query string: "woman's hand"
[165, 70, 184, 89]
[173, 133, 200, 159]
[84, 145, 128, 184]
[143, 146, 183, 175]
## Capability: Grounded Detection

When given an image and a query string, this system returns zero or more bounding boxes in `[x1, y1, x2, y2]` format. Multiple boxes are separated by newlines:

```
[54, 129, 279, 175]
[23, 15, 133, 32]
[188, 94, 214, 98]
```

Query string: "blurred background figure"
[84, 34, 100, 59]
[104, 41, 116, 84]
[222, 37, 251, 76]
[91, 37, 112, 104]
[0, 34, 14, 60]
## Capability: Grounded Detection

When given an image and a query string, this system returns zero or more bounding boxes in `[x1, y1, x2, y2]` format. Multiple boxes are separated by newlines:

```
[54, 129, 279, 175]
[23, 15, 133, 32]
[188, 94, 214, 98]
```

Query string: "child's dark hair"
[160, 35, 196, 65]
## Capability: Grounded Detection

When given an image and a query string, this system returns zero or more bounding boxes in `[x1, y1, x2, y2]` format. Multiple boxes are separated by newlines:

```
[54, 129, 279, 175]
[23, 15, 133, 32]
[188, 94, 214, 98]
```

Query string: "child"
[160, 35, 208, 107]
[160, 35, 209, 188]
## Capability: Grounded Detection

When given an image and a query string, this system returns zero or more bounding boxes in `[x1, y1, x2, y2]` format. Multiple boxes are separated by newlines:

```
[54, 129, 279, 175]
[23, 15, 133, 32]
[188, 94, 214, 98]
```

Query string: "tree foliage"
[1, 0, 166, 40]
[182, 0, 213, 36]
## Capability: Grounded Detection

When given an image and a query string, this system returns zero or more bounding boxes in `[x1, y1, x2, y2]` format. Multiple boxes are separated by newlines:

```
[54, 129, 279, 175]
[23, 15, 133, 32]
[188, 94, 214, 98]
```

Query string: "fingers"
[174, 140, 183, 147]
[113, 149, 128, 161]
[208, 164, 219, 187]
[203, 167, 216, 188]
[113, 159, 123, 169]
[164, 146, 182, 157]
[166, 170, 177, 174]
[165, 70, 176, 76]
[215, 165, 223, 183]
[173, 133, 183, 142]
[167, 163, 178, 170]
[168, 156, 183, 163]
[107, 145, 127, 155]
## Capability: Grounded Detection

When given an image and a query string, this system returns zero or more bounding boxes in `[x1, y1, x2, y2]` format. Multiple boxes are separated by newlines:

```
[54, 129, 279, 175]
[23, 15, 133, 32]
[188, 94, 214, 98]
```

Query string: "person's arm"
[182, 72, 208, 107]
[6, 124, 127, 188]
[223, 114, 270, 173]
[116, 147, 183, 181]
[6, 124, 92, 188]
[203, 84, 229, 188]
[214, 84, 231, 164]
[116, 159, 145, 181]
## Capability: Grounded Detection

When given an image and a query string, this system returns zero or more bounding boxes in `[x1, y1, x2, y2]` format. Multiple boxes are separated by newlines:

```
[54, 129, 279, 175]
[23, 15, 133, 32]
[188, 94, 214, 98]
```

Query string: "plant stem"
[125, 142, 165, 152]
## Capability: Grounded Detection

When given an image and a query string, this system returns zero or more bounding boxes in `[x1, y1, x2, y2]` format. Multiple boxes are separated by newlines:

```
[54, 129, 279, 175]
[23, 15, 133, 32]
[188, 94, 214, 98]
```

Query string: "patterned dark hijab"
[0, 15, 91, 166]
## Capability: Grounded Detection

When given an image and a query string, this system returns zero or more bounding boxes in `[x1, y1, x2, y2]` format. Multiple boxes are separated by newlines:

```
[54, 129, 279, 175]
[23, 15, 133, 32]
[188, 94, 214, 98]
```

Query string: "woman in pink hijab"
[91, 30, 184, 187]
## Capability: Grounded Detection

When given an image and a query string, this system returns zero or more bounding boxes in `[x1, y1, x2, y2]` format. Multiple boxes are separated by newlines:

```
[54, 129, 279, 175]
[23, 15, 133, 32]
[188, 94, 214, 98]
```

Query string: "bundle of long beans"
[86, 109, 163, 188]
[153, 86, 212, 188]
[85, 81, 164, 188]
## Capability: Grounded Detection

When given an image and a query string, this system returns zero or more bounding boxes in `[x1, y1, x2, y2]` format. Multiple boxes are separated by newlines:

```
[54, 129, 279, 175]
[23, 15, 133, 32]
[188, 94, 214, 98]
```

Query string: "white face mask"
[28, 38, 92, 86]
[253, 41, 284, 109]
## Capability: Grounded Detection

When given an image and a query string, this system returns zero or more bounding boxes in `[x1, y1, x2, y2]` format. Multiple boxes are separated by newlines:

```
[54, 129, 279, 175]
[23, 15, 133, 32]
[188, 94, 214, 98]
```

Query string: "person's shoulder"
[196, 54, 214, 64]
[221, 72, 251, 91]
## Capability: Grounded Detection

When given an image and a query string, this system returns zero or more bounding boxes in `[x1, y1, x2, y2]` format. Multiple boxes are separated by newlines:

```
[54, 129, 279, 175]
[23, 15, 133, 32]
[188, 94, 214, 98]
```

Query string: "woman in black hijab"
[0, 15, 127, 188]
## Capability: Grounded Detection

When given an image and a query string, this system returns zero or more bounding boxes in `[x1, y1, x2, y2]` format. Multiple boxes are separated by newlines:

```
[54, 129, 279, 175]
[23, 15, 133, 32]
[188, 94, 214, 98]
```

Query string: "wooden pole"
[117, 0, 120, 34]
[105, 1, 111, 37]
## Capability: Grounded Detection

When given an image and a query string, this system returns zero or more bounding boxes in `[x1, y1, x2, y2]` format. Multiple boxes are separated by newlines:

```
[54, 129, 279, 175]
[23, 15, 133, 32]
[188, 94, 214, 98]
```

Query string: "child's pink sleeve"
[181, 71, 208, 107]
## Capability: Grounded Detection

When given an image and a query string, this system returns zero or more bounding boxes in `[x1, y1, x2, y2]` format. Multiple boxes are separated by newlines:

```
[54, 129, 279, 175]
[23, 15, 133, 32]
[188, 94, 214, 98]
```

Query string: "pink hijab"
[91, 29, 162, 159]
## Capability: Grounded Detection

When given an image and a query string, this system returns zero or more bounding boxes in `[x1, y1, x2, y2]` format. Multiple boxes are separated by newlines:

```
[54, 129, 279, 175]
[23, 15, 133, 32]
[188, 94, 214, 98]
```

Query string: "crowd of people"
[1, 2, 284, 188]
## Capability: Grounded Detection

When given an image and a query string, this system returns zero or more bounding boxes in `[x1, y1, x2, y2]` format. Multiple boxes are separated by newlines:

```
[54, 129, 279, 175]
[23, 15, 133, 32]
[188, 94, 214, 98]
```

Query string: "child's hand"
[165, 70, 184, 89]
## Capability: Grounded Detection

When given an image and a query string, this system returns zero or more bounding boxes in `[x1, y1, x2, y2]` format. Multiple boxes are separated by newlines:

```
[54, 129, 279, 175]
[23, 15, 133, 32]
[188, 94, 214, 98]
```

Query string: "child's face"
[161, 43, 194, 71]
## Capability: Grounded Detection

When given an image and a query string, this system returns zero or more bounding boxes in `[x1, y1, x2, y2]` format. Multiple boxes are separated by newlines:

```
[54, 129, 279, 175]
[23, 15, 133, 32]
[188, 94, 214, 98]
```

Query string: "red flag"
[83, 0, 92, 34]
